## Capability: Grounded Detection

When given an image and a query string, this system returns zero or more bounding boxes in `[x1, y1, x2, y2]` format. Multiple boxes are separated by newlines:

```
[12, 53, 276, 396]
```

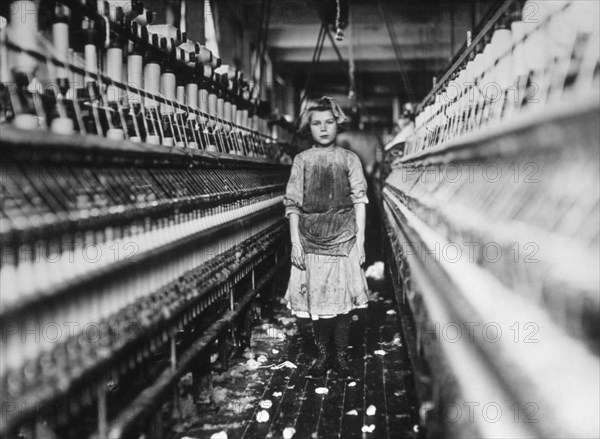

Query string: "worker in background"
[380, 103, 415, 182]
[283, 96, 370, 379]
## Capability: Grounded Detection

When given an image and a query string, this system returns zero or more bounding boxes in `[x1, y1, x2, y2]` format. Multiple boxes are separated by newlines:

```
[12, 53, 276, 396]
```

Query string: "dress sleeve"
[347, 152, 369, 204]
[283, 154, 304, 217]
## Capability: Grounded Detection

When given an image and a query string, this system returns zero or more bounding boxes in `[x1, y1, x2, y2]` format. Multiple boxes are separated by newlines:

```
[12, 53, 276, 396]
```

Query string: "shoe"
[334, 348, 354, 379]
[297, 318, 318, 357]
[307, 342, 329, 377]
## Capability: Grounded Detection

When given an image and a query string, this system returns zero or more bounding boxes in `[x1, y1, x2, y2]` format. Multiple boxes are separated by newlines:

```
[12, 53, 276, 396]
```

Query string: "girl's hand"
[291, 242, 306, 270]
[357, 237, 366, 265]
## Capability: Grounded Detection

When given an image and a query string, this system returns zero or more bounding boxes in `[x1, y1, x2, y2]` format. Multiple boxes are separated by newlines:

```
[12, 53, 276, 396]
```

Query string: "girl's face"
[310, 110, 337, 147]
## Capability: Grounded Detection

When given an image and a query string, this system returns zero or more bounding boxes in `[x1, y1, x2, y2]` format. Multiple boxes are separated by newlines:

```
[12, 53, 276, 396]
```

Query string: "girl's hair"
[298, 96, 347, 136]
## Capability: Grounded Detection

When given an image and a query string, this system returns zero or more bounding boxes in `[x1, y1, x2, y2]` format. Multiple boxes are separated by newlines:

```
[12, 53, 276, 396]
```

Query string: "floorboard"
[179, 293, 419, 439]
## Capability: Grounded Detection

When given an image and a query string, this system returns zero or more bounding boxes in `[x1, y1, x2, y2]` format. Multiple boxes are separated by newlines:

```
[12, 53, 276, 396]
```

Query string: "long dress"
[283, 145, 370, 317]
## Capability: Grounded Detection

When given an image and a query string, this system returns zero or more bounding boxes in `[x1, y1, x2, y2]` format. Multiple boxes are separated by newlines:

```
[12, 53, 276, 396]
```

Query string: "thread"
[13, 114, 38, 130]
[493, 28, 514, 90]
[51, 117, 74, 134]
[216, 97, 224, 127]
[199, 88, 209, 123]
[242, 109, 249, 128]
[10, 1, 38, 74]
[208, 93, 217, 127]
[511, 21, 527, 78]
[106, 47, 123, 102]
[52, 22, 70, 80]
[224, 101, 232, 124]
[127, 53, 143, 103]
[143, 62, 161, 107]
[106, 128, 125, 140]
[146, 134, 160, 144]
[160, 71, 176, 114]
[84, 44, 98, 84]
[186, 83, 198, 108]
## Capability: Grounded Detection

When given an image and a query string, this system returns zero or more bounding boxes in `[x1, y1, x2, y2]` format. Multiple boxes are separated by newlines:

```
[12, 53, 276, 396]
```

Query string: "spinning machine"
[382, 1, 599, 438]
[0, 1, 292, 437]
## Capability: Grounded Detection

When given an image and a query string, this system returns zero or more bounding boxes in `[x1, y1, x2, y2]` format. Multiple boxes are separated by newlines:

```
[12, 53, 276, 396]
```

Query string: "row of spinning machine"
[382, 1, 599, 438]
[0, 1, 292, 438]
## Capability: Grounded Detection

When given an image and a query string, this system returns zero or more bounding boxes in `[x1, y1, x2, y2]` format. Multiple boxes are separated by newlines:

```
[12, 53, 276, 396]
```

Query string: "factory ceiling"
[146, 0, 498, 128]
[268, 0, 498, 126]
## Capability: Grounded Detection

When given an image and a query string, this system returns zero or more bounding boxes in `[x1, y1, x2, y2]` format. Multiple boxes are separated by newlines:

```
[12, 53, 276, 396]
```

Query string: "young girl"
[283, 96, 369, 378]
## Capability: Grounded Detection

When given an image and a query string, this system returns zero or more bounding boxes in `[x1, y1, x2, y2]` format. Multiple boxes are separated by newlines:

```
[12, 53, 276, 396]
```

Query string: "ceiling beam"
[268, 22, 460, 49]
[276, 58, 447, 74]
[270, 44, 452, 63]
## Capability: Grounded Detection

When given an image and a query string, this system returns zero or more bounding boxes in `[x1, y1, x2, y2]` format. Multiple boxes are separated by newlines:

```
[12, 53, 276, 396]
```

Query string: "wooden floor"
[177, 294, 419, 439]
[174, 189, 419, 439]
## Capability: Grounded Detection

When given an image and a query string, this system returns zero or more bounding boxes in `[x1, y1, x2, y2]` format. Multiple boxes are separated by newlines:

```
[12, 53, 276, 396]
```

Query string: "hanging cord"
[347, 3, 356, 104]
[335, 0, 344, 40]
[376, 0, 415, 103]
[288, 21, 326, 146]
[324, 27, 345, 65]
[251, 0, 268, 86]
[299, 21, 327, 108]
[256, 0, 272, 99]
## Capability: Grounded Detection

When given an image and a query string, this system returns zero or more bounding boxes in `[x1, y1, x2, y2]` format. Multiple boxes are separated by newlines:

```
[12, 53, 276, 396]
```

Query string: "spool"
[106, 128, 125, 140]
[241, 110, 249, 128]
[511, 21, 527, 78]
[9, 1, 38, 74]
[491, 28, 514, 90]
[51, 117, 74, 135]
[463, 59, 476, 84]
[474, 48, 488, 80]
[106, 47, 123, 81]
[70, 50, 85, 91]
[524, 28, 546, 72]
[127, 53, 144, 103]
[13, 114, 38, 130]
[0, 18, 9, 83]
[176, 85, 185, 114]
[216, 97, 224, 129]
[160, 71, 176, 114]
[146, 134, 160, 144]
[224, 101, 232, 130]
[199, 88, 209, 123]
[186, 83, 198, 107]
[208, 93, 217, 127]
[522, 1, 547, 72]
[546, 3, 577, 56]
[52, 21, 70, 81]
[144, 62, 161, 107]
[186, 83, 199, 121]
[480, 43, 494, 87]
[106, 47, 123, 102]
[445, 80, 460, 102]
[84, 44, 98, 84]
